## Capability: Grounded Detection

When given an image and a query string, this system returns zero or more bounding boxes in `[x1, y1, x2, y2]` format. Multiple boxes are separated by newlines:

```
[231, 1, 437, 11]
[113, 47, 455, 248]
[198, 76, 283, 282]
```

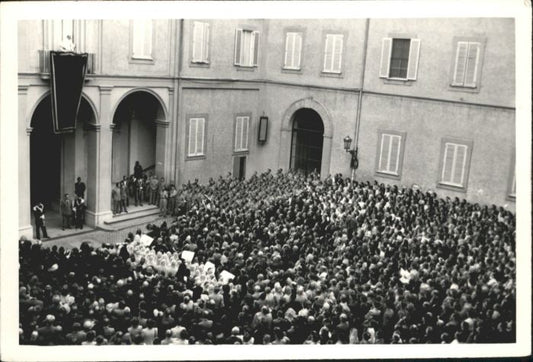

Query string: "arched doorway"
[111, 91, 163, 183]
[290, 108, 324, 175]
[30, 95, 96, 213]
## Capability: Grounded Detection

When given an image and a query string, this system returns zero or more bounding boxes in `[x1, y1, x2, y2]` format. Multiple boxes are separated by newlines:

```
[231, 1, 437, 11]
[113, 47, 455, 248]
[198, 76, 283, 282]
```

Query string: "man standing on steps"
[32, 202, 49, 239]
[74, 177, 86, 199]
[73, 195, 86, 229]
[60, 193, 73, 230]
[119, 181, 128, 214]
[149, 173, 159, 206]
[112, 183, 121, 215]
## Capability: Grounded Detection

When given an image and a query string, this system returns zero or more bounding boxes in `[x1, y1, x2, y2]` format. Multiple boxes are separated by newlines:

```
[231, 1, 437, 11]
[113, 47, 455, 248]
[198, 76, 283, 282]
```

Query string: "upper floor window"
[451, 40, 483, 88]
[132, 20, 153, 60]
[376, 131, 406, 179]
[192, 21, 210, 64]
[323, 34, 344, 74]
[379, 37, 420, 80]
[284, 32, 303, 70]
[234, 28, 259, 67]
[187, 117, 206, 158]
[234, 115, 250, 152]
[438, 138, 473, 191]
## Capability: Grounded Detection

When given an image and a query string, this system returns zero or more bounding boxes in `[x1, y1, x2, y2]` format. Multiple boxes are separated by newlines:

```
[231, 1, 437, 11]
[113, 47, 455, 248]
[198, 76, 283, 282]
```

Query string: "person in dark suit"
[134, 161, 143, 179]
[32, 202, 49, 239]
[60, 194, 73, 230]
[119, 181, 128, 213]
[74, 177, 86, 198]
[73, 196, 86, 229]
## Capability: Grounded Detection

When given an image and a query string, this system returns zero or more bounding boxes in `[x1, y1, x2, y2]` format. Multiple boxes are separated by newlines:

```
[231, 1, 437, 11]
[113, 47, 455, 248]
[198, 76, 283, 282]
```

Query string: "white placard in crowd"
[219, 270, 235, 284]
[181, 250, 195, 263]
[139, 234, 153, 247]
[204, 261, 216, 273]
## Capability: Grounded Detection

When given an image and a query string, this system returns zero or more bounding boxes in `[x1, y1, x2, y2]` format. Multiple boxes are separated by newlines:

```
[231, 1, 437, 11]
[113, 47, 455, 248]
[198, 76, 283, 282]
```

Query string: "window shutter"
[234, 29, 242, 65]
[284, 33, 294, 68]
[252, 31, 260, 66]
[294, 33, 302, 69]
[453, 145, 467, 185]
[324, 35, 333, 71]
[188, 119, 196, 155]
[235, 117, 242, 150]
[379, 134, 391, 171]
[242, 117, 249, 149]
[452, 42, 468, 85]
[132, 21, 143, 58]
[389, 136, 401, 173]
[406, 38, 420, 80]
[144, 20, 153, 58]
[203, 23, 210, 61]
[192, 22, 201, 62]
[379, 38, 392, 78]
[442, 143, 455, 183]
[464, 42, 480, 87]
[197, 118, 205, 154]
[333, 35, 343, 72]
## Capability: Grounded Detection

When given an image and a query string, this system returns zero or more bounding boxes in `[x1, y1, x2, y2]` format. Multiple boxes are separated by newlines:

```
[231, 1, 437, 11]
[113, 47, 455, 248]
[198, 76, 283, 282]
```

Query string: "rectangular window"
[375, 130, 406, 179]
[438, 139, 473, 191]
[378, 134, 402, 175]
[323, 34, 343, 73]
[187, 117, 205, 157]
[192, 21, 210, 64]
[234, 116, 250, 152]
[379, 37, 420, 80]
[234, 29, 259, 67]
[132, 20, 153, 60]
[509, 171, 516, 198]
[452, 41, 481, 88]
[284, 32, 303, 70]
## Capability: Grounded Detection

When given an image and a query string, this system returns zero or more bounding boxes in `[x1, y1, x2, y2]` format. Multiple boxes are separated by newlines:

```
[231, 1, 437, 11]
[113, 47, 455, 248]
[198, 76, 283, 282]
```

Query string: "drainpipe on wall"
[173, 19, 184, 186]
[353, 18, 370, 181]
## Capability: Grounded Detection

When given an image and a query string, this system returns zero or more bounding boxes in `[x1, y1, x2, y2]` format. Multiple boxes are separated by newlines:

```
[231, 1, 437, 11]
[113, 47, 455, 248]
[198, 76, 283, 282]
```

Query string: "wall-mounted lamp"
[343, 135, 359, 170]
[258, 116, 268, 144]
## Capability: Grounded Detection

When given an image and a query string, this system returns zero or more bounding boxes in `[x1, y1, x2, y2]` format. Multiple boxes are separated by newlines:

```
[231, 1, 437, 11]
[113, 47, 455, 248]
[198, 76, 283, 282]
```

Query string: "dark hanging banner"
[49, 51, 88, 134]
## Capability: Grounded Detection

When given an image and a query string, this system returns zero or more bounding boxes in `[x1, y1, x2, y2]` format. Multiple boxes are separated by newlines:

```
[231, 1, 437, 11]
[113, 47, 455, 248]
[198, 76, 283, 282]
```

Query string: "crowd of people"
[112, 161, 179, 217]
[20, 169, 516, 345]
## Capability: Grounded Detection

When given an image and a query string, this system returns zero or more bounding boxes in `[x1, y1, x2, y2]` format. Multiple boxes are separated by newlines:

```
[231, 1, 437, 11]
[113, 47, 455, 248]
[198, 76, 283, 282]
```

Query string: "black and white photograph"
[0, 0, 531, 360]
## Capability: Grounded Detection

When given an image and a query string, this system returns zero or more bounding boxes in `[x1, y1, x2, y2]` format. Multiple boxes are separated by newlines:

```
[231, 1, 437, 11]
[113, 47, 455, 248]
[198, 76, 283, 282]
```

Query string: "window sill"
[235, 65, 257, 72]
[375, 171, 401, 181]
[448, 84, 481, 94]
[281, 67, 303, 74]
[381, 77, 413, 86]
[130, 57, 155, 65]
[233, 150, 249, 156]
[186, 155, 206, 161]
[506, 194, 516, 202]
[190, 61, 210, 69]
[320, 71, 343, 78]
[437, 182, 467, 193]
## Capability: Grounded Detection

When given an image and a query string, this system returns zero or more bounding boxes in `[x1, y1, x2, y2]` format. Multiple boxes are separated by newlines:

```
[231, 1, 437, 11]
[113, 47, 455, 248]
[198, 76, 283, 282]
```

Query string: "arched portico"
[111, 90, 169, 183]
[21, 91, 98, 237]
[279, 98, 333, 177]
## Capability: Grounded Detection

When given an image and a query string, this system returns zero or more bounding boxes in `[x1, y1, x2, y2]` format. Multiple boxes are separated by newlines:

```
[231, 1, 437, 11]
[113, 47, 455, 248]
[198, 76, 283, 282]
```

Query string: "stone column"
[279, 127, 292, 171]
[155, 119, 170, 179]
[166, 87, 175, 184]
[18, 85, 33, 238]
[85, 85, 114, 227]
[320, 134, 333, 179]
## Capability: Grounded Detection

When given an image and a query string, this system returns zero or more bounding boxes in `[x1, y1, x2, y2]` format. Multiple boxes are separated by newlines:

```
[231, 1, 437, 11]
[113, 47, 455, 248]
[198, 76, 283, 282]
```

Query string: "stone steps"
[100, 205, 161, 231]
